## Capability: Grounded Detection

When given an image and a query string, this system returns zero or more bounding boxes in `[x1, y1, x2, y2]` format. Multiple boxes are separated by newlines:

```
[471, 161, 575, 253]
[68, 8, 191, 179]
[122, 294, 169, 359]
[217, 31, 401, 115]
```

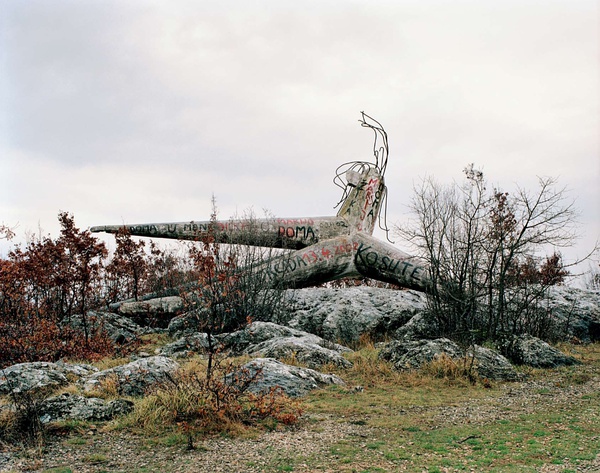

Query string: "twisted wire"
[333, 112, 393, 242]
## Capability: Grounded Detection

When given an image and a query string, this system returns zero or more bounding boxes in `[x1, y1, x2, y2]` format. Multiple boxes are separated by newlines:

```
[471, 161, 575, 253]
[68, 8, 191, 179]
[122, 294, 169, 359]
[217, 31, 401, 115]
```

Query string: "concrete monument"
[92, 113, 430, 291]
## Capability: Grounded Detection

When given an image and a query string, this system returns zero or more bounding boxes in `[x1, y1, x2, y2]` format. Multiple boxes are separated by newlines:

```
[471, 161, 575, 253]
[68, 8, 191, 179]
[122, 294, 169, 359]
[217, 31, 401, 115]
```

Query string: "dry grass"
[82, 373, 121, 399]
[419, 353, 479, 384]
[119, 356, 303, 443]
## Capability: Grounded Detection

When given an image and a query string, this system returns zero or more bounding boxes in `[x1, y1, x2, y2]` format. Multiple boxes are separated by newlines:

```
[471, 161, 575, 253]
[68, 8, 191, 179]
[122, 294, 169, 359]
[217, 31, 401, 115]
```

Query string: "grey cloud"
[0, 0, 597, 267]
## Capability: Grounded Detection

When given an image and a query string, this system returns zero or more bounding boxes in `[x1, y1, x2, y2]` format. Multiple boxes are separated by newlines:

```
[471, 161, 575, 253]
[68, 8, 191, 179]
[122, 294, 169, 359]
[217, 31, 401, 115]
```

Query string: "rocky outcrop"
[222, 321, 319, 352]
[284, 287, 425, 343]
[379, 338, 464, 370]
[67, 311, 145, 345]
[158, 333, 212, 358]
[545, 286, 600, 342]
[234, 358, 345, 398]
[222, 322, 352, 369]
[118, 296, 184, 316]
[379, 338, 519, 381]
[393, 312, 439, 341]
[118, 296, 184, 327]
[38, 393, 133, 423]
[0, 362, 97, 395]
[247, 337, 352, 369]
[167, 308, 209, 338]
[81, 356, 179, 396]
[499, 334, 581, 368]
[466, 345, 520, 381]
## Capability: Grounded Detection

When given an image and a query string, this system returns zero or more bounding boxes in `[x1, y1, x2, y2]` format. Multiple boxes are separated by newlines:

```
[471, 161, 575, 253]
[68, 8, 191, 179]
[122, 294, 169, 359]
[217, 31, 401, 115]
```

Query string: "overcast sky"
[1, 0, 598, 276]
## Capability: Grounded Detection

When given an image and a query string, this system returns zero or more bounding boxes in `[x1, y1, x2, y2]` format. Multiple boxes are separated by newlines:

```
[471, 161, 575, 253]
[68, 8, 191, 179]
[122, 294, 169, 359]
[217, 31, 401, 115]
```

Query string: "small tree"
[181, 198, 290, 379]
[105, 227, 148, 303]
[0, 212, 113, 367]
[397, 165, 579, 343]
[54, 212, 108, 341]
[145, 241, 196, 297]
[0, 223, 15, 241]
[162, 201, 299, 446]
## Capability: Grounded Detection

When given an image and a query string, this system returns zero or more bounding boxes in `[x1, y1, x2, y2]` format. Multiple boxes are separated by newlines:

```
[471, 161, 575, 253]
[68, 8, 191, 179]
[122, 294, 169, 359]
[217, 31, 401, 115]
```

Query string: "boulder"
[67, 311, 143, 345]
[499, 334, 580, 368]
[38, 393, 133, 423]
[234, 358, 345, 398]
[393, 312, 439, 341]
[248, 337, 352, 369]
[118, 296, 184, 327]
[284, 287, 426, 343]
[81, 356, 179, 396]
[224, 321, 351, 352]
[222, 321, 317, 352]
[467, 345, 519, 381]
[378, 338, 464, 370]
[158, 333, 212, 358]
[167, 308, 210, 338]
[0, 362, 97, 396]
[545, 286, 600, 342]
[379, 338, 519, 381]
[222, 322, 352, 369]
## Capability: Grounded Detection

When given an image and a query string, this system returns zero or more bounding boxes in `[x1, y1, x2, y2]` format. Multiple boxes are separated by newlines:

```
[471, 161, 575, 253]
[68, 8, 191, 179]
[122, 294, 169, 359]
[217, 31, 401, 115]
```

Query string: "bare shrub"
[0, 370, 46, 447]
[397, 165, 582, 344]
[419, 353, 478, 385]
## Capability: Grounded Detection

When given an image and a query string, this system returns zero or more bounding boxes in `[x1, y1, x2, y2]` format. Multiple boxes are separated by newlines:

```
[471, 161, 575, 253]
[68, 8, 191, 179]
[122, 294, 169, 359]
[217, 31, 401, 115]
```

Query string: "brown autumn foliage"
[104, 227, 149, 303]
[0, 213, 114, 368]
[0, 224, 16, 241]
[2, 210, 303, 444]
[0, 211, 215, 368]
[131, 202, 302, 444]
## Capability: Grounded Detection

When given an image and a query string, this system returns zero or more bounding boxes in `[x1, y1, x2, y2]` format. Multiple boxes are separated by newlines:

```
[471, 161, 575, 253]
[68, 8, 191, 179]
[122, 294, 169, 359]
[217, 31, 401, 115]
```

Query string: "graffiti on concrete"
[91, 112, 430, 291]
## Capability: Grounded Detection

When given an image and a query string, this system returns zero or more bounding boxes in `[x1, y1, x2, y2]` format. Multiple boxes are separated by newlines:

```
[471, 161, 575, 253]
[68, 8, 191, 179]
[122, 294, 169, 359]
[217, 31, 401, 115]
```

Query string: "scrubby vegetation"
[0, 208, 300, 449]
[397, 165, 587, 345]
[123, 356, 302, 450]
[1, 174, 598, 470]
[1, 212, 116, 367]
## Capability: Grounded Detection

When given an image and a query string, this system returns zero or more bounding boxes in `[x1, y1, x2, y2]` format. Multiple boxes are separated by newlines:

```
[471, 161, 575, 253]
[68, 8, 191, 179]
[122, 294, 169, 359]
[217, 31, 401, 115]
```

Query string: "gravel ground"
[2, 369, 599, 472]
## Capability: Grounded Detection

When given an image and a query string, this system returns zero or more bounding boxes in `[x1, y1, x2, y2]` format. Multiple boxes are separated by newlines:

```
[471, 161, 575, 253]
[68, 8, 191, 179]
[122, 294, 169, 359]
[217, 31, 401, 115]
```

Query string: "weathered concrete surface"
[259, 233, 430, 290]
[92, 222, 431, 292]
[91, 115, 432, 292]
[91, 216, 351, 250]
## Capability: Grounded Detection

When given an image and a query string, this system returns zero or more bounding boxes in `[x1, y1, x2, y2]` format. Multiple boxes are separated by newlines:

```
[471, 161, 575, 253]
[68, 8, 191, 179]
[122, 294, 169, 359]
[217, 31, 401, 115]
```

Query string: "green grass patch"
[302, 343, 600, 472]
[83, 453, 108, 464]
[32, 342, 599, 473]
